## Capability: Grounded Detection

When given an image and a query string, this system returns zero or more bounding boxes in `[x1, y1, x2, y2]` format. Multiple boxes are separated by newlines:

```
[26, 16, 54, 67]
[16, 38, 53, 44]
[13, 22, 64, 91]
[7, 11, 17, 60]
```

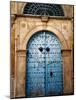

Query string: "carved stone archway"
[15, 25, 73, 97]
[22, 25, 68, 50]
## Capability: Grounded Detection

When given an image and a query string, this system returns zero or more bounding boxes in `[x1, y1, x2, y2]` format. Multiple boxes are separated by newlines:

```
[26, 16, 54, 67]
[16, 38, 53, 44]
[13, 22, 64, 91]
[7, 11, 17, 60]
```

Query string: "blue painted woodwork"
[26, 30, 63, 97]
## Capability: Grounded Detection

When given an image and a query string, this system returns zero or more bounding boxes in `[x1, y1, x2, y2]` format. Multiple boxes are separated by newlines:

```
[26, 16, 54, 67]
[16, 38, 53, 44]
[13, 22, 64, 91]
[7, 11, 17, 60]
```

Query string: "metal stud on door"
[26, 30, 63, 97]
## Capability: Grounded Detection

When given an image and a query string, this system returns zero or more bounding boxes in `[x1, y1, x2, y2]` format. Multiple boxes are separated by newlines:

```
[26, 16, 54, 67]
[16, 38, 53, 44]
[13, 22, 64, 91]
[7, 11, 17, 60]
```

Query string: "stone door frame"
[14, 25, 72, 97]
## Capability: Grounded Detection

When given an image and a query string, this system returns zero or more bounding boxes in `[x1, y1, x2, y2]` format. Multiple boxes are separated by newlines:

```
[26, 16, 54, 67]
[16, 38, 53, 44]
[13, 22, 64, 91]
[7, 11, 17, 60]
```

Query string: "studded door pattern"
[26, 30, 63, 97]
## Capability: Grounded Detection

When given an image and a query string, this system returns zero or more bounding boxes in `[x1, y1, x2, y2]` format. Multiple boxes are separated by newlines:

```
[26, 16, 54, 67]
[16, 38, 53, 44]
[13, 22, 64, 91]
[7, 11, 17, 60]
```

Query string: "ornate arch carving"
[22, 25, 68, 50]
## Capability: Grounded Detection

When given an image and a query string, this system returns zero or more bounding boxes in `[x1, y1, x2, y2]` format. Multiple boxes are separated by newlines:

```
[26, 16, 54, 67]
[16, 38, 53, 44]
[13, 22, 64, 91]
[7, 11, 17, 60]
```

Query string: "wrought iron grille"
[23, 3, 64, 16]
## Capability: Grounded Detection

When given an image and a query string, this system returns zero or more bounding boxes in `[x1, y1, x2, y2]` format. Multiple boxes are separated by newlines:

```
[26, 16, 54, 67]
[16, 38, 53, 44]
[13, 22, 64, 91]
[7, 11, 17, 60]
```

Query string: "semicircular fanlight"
[23, 3, 64, 16]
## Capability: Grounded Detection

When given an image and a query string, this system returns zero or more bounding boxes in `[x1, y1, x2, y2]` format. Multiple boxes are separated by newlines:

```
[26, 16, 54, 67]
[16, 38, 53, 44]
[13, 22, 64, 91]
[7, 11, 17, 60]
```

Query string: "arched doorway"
[26, 30, 63, 97]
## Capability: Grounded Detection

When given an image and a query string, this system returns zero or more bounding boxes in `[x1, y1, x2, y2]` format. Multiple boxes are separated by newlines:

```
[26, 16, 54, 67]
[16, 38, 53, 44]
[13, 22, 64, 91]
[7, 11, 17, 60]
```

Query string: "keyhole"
[39, 47, 43, 52]
[50, 71, 53, 77]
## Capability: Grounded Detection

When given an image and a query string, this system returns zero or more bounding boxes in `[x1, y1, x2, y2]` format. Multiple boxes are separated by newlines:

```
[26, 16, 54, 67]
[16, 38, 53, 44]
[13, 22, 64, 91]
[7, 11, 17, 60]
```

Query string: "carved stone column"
[16, 50, 26, 97]
[61, 49, 73, 94]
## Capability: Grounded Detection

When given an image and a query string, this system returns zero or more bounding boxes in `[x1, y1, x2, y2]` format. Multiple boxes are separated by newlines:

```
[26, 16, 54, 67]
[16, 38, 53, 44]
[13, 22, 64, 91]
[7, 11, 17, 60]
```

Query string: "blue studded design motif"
[26, 30, 63, 97]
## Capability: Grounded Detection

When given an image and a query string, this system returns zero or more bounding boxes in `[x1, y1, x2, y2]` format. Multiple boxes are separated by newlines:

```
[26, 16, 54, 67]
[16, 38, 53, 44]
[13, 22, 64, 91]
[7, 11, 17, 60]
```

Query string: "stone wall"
[10, 1, 74, 98]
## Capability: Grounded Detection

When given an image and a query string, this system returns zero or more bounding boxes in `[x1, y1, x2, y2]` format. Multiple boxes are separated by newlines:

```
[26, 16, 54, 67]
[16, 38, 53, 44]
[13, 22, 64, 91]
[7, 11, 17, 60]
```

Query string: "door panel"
[26, 30, 63, 97]
[45, 32, 63, 95]
[26, 32, 45, 97]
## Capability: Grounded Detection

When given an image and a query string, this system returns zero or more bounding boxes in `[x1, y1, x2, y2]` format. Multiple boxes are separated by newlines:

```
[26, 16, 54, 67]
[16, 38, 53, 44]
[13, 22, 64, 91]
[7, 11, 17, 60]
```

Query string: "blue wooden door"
[26, 30, 63, 97]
